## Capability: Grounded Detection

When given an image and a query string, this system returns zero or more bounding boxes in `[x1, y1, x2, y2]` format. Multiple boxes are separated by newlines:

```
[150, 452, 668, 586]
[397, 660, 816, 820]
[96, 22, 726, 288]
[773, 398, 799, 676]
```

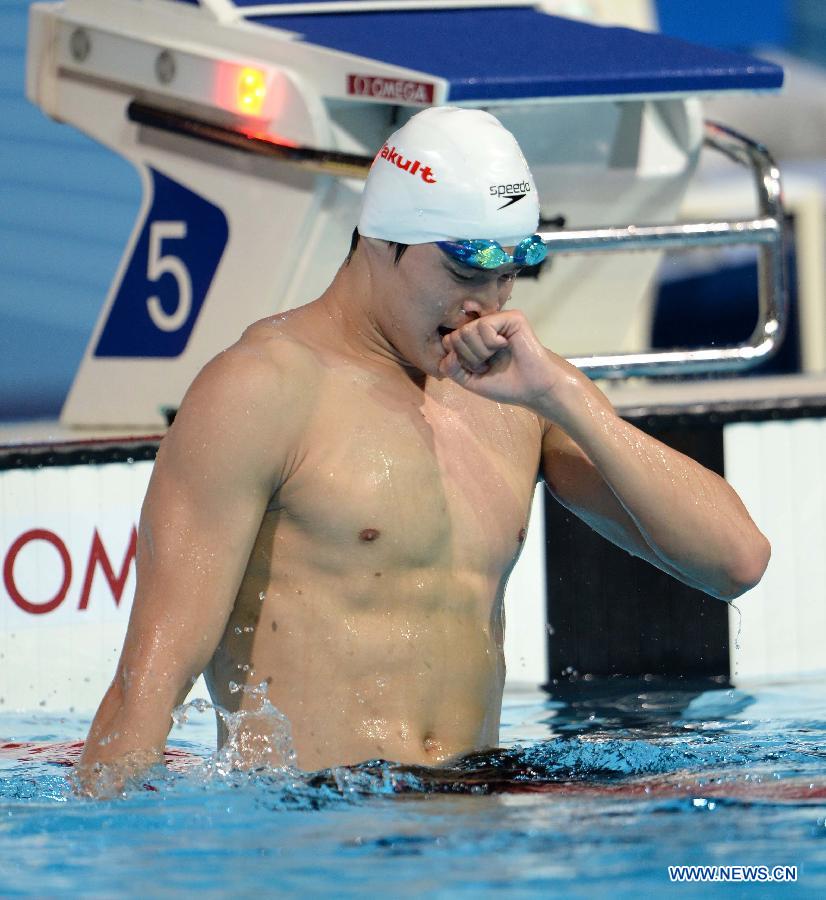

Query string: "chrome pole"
[555, 123, 786, 378]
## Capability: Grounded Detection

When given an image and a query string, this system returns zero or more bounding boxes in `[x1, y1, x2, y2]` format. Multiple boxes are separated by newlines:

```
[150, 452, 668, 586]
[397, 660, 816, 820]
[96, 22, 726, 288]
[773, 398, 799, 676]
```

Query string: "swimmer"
[76, 107, 770, 795]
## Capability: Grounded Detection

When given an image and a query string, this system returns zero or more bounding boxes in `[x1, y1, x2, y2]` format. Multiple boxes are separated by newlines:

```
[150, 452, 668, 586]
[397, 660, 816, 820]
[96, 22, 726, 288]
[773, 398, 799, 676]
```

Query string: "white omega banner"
[0, 461, 151, 711]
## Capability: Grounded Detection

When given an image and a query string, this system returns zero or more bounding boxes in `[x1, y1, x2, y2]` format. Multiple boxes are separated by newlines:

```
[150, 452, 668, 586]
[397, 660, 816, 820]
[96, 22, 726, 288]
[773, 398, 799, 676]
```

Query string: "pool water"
[1, 676, 825, 898]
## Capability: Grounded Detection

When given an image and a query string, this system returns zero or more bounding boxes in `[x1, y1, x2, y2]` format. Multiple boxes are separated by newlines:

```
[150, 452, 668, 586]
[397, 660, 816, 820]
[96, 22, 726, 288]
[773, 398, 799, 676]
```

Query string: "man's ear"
[360, 236, 395, 267]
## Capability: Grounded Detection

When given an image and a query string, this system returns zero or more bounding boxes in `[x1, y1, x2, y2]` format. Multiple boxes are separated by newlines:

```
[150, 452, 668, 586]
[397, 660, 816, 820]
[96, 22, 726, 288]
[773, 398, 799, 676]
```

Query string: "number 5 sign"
[95, 169, 228, 357]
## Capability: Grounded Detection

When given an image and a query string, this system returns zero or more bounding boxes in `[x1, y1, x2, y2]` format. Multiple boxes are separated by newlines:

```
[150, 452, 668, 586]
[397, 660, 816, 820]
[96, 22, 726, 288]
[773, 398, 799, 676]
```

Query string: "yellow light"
[236, 67, 267, 117]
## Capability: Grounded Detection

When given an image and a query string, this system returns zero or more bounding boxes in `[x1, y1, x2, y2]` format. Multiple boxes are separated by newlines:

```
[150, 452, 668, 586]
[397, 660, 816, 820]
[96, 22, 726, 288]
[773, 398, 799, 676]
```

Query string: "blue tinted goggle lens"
[437, 234, 547, 269]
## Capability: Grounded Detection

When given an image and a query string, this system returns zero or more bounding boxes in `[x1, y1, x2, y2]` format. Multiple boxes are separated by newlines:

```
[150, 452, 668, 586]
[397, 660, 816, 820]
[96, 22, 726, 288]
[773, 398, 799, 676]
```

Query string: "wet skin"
[201, 249, 542, 767]
[78, 239, 770, 789]
[205, 314, 542, 767]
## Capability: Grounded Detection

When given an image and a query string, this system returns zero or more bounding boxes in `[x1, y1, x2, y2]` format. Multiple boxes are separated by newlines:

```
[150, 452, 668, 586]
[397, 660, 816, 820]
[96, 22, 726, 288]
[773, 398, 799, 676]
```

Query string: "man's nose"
[462, 282, 503, 317]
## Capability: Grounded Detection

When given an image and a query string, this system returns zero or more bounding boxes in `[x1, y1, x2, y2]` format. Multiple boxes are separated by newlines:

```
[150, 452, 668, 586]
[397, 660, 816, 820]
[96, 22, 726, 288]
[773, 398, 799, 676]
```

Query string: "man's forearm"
[75, 679, 169, 796]
[536, 369, 770, 600]
[437, 312, 769, 598]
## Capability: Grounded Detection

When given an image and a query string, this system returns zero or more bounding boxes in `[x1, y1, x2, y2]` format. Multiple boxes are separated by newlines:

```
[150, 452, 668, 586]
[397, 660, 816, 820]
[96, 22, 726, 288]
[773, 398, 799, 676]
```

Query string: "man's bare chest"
[273, 376, 543, 575]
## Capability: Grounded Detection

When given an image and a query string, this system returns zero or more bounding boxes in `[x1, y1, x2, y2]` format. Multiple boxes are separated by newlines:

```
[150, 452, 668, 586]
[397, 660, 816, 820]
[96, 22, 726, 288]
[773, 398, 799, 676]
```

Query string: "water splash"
[729, 601, 743, 651]
[5, 678, 826, 812]
[172, 683, 297, 779]
[729, 600, 743, 679]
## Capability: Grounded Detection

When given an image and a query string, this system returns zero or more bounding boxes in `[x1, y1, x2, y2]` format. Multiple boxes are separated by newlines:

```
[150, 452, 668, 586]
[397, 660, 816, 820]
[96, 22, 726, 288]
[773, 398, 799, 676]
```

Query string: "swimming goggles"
[437, 234, 547, 270]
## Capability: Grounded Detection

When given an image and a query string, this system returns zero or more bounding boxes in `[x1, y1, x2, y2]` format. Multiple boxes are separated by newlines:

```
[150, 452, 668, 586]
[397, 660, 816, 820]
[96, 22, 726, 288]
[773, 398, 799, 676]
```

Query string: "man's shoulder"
[202, 315, 324, 399]
[239, 314, 325, 378]
[169, 321, 324, 450]
[161, 319, 324, 473]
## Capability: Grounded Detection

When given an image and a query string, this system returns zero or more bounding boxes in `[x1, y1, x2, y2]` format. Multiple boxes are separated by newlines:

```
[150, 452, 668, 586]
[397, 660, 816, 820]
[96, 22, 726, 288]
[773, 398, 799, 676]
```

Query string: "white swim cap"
[358, 107, 540, 246]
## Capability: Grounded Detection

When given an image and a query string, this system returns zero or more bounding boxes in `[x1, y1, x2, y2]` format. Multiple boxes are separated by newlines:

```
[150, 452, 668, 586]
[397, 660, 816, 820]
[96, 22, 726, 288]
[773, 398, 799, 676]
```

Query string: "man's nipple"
[359, 528, 381, 542]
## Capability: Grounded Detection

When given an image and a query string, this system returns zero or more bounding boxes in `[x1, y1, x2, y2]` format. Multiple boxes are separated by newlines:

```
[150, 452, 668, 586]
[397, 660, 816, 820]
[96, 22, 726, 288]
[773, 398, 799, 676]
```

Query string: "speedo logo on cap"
[490, 181, 531, 209]
[378, 144, 437, 183]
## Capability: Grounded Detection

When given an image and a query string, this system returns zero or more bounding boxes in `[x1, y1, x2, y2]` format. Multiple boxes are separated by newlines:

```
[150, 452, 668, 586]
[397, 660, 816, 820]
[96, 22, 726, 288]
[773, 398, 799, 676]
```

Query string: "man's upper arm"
[540, 420, 686, 573]
[114, 340, 306, 727]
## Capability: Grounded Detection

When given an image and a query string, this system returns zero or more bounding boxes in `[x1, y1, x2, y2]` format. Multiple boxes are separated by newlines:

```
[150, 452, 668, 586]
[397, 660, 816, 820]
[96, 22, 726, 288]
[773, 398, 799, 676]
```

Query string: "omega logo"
[3, 527, 137, 615]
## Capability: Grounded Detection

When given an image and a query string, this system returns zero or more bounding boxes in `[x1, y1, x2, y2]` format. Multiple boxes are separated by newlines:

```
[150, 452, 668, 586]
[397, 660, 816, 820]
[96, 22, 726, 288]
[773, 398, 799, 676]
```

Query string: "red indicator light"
[236, 67, 267, 116]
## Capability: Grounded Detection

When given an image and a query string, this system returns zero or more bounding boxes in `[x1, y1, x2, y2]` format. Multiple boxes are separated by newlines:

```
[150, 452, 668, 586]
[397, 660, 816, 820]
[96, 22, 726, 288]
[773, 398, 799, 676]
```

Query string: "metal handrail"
[128, 104, 787, 378]
[559, 122, 786, 378]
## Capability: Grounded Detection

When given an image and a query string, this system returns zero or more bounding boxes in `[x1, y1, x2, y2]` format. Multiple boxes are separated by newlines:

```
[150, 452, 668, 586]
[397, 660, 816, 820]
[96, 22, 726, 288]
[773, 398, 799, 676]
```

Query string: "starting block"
[26, 0, 785, 427]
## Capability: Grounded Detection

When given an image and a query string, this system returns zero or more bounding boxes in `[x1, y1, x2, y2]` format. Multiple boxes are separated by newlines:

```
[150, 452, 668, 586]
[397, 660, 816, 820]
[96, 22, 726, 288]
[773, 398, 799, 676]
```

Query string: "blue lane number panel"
[95, 169, 229, 358]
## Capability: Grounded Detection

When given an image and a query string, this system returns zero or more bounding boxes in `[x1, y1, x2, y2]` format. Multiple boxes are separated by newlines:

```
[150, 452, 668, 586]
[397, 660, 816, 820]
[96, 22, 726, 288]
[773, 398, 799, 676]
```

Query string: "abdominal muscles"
[206, 560, 508, 771]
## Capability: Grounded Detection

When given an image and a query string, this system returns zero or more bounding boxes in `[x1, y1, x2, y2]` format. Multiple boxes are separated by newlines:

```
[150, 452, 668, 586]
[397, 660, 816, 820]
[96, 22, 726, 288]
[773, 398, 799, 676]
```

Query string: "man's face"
[374, 243, 520, 377]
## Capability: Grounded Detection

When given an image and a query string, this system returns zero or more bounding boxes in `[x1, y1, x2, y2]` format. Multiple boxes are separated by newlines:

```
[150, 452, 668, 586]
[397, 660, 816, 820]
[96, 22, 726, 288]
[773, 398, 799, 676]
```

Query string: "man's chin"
[399, 341, 446, 379]
[421, 351, 448, 379]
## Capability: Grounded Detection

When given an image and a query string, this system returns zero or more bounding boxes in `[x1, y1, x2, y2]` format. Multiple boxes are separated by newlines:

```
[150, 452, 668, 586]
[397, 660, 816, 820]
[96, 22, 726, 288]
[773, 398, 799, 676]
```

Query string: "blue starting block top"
[224, 3, 783, 102]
